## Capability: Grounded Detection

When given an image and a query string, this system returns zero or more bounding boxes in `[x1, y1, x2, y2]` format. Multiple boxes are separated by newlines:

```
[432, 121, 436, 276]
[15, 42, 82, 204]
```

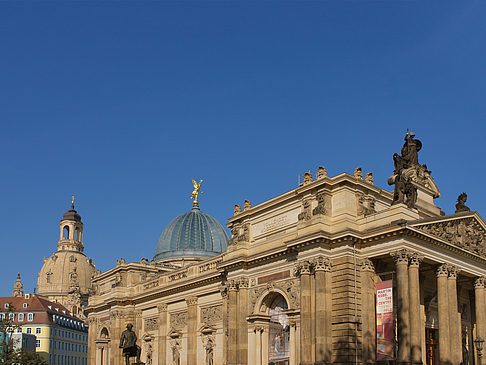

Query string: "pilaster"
[157, 303, 168, 364]
[228, 280, 239, 365]
[314, 255, 332, 364]
[238, 277, 249, 365]
[360, 258, 376, 364]
[186, 296, 198, 365]
[296, 260, 313, 365]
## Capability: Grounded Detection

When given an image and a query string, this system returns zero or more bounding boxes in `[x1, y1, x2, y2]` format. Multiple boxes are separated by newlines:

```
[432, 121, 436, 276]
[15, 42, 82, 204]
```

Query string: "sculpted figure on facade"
[204, 336, 215, 365]
[312, 192, 327, 216]
[364, 172, 374, 184]
[298, 200, 312, 221]
[455, 193, 471, 213]
[303, 172, 313, 185]
[317, 166, 327, 179]
[171, 340, 181, 365]
[119, 324, 141, 365]
[243, 200, 252, 211]
[145, 343, 152, 365]
[353, 167, 363, 180]
[234, 204, 242, 215]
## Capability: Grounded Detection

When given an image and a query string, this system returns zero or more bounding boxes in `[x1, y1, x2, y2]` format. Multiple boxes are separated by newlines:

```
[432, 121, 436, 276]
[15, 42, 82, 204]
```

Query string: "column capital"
[475, 276, 486, 289]
[185, 296, 198, 306]
[448, 265, 460, 279]
[360, 258, 375, 272]
[294, 260, 312, 276]
[437, 263, 449, 278]
[408, 252, 424, 268]
[219, 284, 228, 299]
[253, 325, 264, 334]
[134, 309, 143, 318]
[238, 277, 249, 289]
[391, 248, 411, 265]
[228, 279, 239, 292]
[313, 256, 332, 272]
[157, 303, 168, 312]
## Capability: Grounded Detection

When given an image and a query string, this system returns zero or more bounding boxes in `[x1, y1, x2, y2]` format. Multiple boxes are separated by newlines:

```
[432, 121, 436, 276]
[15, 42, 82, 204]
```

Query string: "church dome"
[154, 205, 229, 261]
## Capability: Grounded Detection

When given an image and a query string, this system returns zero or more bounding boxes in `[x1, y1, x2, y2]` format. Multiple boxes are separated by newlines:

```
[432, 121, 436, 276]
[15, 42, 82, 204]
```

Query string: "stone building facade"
[86, 135, 486, 365]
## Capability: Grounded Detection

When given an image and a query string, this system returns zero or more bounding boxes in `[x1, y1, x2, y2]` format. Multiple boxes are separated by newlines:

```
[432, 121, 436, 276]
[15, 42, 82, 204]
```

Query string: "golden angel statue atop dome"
[191, 179, 204, 206]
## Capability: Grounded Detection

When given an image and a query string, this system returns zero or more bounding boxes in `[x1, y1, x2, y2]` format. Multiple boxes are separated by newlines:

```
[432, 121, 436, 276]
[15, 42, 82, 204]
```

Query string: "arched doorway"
[268, 295, 290, 365]
[96, 327, 110, 365]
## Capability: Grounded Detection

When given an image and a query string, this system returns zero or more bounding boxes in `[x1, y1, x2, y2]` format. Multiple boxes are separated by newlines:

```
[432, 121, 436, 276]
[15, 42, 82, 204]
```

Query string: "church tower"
[37, 198, 96, 318]
[12, 273, 24, 297]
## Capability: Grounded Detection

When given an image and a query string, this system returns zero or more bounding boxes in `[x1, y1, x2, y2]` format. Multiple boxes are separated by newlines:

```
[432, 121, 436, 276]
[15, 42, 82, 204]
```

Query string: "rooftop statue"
[191, 179, 204, 206]
[119, 324, 142, 365]
[455, 193, 471, 213]
[388, 132, 439, 208]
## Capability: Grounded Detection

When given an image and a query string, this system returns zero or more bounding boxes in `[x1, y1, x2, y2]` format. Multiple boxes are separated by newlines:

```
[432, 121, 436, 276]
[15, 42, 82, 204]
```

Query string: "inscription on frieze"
[253, 209, 299, 237]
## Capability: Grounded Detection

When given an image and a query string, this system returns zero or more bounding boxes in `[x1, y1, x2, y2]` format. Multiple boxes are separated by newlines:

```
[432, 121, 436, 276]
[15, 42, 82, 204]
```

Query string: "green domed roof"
[153, 206, 229, 261]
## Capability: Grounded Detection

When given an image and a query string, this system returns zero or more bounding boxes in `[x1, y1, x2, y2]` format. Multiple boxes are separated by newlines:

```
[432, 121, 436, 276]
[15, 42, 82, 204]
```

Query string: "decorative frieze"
[356, 192, 376, 217]
[312, 192, 327, 216]
[143, 280, 159, 290]
[201, 305, 223, 324]
[170, 311, 187, 329]
[414, 217, 485, 256]
[144, 317, 158, 331]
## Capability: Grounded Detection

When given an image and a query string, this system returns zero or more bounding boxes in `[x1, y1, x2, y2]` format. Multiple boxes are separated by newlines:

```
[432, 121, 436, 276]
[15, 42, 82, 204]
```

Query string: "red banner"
[376, 280, 394, 360]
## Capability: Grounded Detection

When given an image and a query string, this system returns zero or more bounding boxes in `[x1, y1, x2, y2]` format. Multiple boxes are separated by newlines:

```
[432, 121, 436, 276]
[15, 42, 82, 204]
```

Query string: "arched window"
[63, 226, 70, 240]
[100, 327, 109, 339]
[75, 228, 80, 242]
[268, 295, 290, 363]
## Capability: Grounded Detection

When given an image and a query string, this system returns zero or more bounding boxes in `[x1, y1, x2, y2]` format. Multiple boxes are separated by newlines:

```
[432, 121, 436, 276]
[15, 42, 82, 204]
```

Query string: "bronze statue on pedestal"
[119, 324, 143, 365]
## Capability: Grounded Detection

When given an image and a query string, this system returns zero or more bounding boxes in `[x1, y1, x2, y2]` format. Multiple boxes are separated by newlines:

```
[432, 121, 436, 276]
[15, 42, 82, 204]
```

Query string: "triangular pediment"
[410, 212, 486, 257]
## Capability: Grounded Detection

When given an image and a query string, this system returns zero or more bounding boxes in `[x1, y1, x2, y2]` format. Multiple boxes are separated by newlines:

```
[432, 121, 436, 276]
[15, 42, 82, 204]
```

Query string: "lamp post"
[475, 336, 485, 365]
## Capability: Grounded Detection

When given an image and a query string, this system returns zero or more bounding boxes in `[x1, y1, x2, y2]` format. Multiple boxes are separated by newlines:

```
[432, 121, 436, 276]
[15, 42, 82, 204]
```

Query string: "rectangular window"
[18, 313, 24, 321]
[0, 313, 4, 319]
[22, 303, 27, 308]
[27, 328, 32, 334]
[36, 340, 40, 348]
[27, 313, 33, 321]
[4, 304, 8, 309]
[17, 327, 22, 333]
[36, 328, 41, 334]
[8, 313, 14, 321]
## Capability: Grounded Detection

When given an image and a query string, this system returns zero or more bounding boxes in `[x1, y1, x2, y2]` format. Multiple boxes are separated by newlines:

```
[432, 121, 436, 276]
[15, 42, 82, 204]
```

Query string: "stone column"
[437, 264, 450, 364]
[157, 303, 168, 365]
[314, 256, 332, 364]
[297, 260, 313, 365]
[238, 277, 249, 365]
[186, 296, 198, 365]
[408, 253, 423, 364]
[448, 266, 461, 365]
[228, 280, 239, 365]
[360, 258, 376, 364]
[392, 249, 411, 363]
[475, 277, 486, 340]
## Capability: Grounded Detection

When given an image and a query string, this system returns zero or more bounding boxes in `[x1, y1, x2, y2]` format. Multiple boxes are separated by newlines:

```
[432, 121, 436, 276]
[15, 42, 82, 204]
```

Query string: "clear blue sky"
[1, 1, 485, 295]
